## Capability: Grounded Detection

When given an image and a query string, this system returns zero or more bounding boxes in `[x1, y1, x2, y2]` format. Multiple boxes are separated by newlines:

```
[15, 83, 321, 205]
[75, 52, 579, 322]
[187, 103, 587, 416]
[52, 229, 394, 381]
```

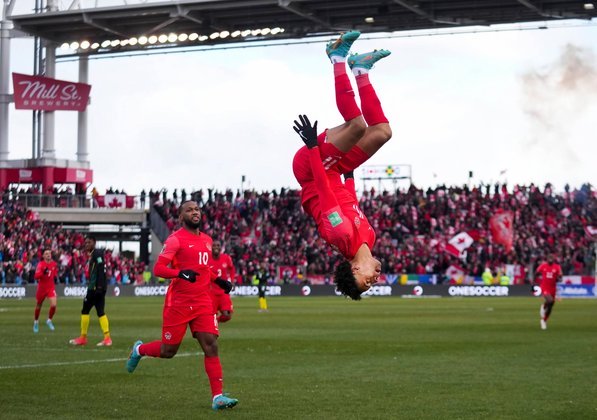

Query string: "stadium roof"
[9, 0, 597, 53]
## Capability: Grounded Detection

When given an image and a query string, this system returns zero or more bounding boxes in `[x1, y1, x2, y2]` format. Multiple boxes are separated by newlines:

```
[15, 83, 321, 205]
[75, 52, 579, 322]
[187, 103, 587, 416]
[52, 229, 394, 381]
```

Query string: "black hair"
[178, 200, 198, 216]
[85, 235, 97, 242]
[333, 260, 362, 301]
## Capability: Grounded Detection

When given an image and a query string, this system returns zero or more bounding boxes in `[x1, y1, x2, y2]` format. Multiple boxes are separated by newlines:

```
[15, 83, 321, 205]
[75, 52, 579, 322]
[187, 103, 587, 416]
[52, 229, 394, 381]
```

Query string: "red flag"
[489, 211, 514, 252]
[444, 232, 474, 258]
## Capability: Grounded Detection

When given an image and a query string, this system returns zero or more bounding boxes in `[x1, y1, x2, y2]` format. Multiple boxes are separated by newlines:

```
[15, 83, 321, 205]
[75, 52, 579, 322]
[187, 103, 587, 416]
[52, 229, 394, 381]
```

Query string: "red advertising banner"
[12, 73, 91, 111]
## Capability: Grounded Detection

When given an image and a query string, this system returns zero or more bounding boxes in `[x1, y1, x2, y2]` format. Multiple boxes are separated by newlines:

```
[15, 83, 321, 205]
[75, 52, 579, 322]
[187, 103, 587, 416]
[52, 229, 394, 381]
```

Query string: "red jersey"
[536, 262, 562, 292]
[34, 260, 58, 289]
[158, 228, 214, 309]
[306, 175, 376, 259]
[209, 253, 236, 297]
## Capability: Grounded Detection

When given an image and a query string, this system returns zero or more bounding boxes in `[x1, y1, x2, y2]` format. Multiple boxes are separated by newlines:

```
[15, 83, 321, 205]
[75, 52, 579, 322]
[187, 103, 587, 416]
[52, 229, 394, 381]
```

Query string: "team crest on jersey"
[354, 216, 361, 227]
[328, 211, 343, 227]
[164, 331, 172, 341]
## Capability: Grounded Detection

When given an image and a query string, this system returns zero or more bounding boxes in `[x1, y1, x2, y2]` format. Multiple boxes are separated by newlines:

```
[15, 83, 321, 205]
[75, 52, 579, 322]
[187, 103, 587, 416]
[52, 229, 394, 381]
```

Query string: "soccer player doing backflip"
[126, 201, 237, 411]
[292, 30, 392, 300]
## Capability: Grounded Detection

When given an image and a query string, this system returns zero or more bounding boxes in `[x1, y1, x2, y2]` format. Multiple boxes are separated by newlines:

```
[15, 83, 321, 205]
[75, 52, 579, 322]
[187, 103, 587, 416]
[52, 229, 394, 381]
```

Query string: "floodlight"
[271, 27, 281, 35]
[101, 40, 111, 48]
[167, 33, 177, 43]
[261, 28, 271, 35]
[148, 35, 158, 44]
[189, 33, 199, 41]
[91, 42, 100, 49]
[60, 42, 70, 50]
[80, 40, 90, 49]
[210, 32, 220, 39]
[231, 30, 241, 38]
[69, 41, 80, 50]
[138, 36, 148, 45]
[158, 34, 168, 43]
[178, 33, 188, 41]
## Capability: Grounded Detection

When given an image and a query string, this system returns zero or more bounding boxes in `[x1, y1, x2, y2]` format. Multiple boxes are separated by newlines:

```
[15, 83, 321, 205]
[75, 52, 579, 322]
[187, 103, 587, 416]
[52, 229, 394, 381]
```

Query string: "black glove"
[214, 278, 233, 294]
[343, 170, 354, 180]
[178, 270, 198, 283]
[293, 114, 318, 149]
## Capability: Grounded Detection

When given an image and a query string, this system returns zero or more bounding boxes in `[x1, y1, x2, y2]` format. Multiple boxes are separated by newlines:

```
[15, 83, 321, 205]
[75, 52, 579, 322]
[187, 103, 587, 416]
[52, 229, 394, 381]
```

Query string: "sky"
[5, 15, 597, 195]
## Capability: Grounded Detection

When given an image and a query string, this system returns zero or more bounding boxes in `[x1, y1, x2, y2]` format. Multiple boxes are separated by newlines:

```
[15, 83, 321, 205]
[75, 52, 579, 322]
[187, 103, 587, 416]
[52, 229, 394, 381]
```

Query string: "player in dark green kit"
[69, 235, 113, 346]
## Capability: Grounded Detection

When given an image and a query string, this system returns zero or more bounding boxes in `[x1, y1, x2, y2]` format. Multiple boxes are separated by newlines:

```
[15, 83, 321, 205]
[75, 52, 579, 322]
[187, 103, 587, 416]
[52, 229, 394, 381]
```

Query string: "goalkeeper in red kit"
[33, 248, 58, 333]
[126, 201, 238, 411]
[292, 30, 392, 300]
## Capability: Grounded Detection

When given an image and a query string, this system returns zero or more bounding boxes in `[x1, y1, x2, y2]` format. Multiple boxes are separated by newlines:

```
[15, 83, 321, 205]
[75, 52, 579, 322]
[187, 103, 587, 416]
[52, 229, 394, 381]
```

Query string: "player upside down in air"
[126, 201, 238, 411]
[292, 30, 392, 300]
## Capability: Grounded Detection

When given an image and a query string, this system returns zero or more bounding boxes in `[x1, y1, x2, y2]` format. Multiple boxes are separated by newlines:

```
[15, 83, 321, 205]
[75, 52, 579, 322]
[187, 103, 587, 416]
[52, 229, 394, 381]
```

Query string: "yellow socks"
[99, 315, 110, 338]
[80, 314, 90, 337]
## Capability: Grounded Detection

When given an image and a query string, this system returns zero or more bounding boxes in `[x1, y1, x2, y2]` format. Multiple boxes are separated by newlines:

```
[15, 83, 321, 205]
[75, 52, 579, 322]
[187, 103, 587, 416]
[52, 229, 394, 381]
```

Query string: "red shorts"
[292, 133, 369, 187]
[211, 293, 234, 314]
[162, 306, 219, 345]
[36, 287, 57, 304]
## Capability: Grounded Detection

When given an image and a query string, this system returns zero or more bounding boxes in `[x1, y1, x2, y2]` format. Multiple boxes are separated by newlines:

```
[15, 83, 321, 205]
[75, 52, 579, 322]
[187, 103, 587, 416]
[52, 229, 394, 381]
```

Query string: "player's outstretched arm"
[293, 114, 318, 149]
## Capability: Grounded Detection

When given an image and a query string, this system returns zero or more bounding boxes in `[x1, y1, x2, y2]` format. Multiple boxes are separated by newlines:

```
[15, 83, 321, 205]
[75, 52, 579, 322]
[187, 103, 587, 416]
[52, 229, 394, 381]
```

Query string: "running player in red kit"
[534, 254, 563, 330]
[292, 30, 392, 300]
[33, 249, 58, 333]
[126, 201, 237, 411]
[209, 240, 235, 323]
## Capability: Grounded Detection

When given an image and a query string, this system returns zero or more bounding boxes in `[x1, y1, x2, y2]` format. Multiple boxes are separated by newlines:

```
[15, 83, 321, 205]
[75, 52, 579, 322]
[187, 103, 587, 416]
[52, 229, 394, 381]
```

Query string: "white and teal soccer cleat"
[46, 319, 55, 331]
[126, 340, 143, 373]
[212, 394, 238, 411]
[348, 49, 391, 71]
[33, 321, 39, 333]
[326, 30, 361, 60]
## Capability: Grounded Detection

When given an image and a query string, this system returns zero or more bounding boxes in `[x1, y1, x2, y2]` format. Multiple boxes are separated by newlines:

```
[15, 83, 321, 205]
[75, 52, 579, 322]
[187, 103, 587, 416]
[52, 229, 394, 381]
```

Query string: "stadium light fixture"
[178, 33, 188, 42]
[231, 30, 241, 37]
[158, 34, 168, 43]
[69, 41, 80, 50]
[271, 27, 281, 35]
[138, 36, 148, 45]
[189, 33, 199, 41]
[241, 29, 251, 37]
[60, 42, 70, 50]
[110, 40, 120, 47]
[261, 27, 271, 35]
[167, 33, 178, 43]
[101, 40, 111, 48]
[251, 29, 262, 36]
[199, 35, 208, 41]
[80, 40, 90, 49]
[129, 37, 138, 46]
[121, 39, 130, 46]
[365, 17, 375, 23]
[220, 30, 230, 38]
[210, 32, 220, 39]
[91, 42, 100, 49]
[148, 35, 158, 44]
[585, 3, 595, 10]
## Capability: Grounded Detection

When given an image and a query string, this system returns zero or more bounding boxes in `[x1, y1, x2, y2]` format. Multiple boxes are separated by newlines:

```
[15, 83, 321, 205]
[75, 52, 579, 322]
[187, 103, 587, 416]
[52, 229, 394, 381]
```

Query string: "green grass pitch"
[1, 296, 596, 419]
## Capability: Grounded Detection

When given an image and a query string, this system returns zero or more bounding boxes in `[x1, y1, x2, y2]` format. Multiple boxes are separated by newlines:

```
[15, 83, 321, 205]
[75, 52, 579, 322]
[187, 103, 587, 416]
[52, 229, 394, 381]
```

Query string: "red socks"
[48, 306, 56, 320]
[334, 64, 387, 126]
[204, 356, 224, 397]
[34, 307, 41, 321]
[334, 63, 362, 122]
[356, 74, 388, 125]
[138, 341, 162, 357]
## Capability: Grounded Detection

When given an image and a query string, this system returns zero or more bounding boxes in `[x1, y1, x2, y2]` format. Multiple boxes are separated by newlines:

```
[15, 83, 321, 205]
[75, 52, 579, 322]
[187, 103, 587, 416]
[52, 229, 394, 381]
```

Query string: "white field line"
[0, 352, 202, 370]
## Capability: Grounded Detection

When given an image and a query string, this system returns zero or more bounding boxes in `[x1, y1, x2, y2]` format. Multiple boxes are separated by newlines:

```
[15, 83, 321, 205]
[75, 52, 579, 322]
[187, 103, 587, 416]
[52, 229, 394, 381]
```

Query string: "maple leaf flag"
[445, 232, 474, 258]
[489, 211, 514, 252]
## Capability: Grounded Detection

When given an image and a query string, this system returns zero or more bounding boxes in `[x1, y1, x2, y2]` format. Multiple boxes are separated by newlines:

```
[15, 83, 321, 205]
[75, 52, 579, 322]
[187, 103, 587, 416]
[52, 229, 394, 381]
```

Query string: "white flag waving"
[445, 231, 474, 258]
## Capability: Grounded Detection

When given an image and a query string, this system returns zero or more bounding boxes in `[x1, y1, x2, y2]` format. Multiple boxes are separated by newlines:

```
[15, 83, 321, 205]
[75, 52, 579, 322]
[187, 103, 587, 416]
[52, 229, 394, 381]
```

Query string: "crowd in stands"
[152, 182, 596, 284]
[0, 200, 146, 285]
[1, 182, 595, 285]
